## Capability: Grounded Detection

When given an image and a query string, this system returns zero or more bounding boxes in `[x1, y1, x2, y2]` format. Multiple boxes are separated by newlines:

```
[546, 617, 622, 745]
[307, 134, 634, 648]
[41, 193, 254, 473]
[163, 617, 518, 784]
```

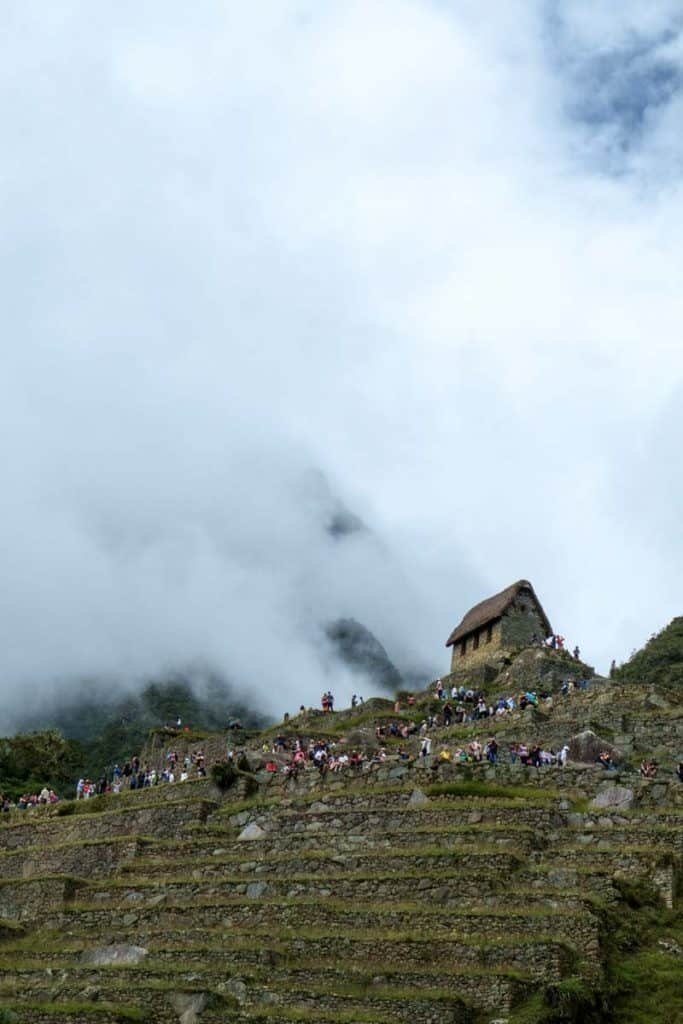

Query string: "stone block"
[590, 785, 634, 811]
[237, 822, 266, 841]
[81, 943, 148, 965]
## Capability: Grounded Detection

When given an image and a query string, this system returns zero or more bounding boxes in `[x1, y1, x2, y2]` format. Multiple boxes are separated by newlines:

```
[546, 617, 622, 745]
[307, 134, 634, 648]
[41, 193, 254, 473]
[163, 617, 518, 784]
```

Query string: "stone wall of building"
[500, 598, 547, 649]
[449, 620, 503, 672]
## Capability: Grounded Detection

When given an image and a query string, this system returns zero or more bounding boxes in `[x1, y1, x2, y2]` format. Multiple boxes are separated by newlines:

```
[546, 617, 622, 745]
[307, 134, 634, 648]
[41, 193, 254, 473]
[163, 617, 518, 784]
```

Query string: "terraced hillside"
[0, 656, 680, 1024]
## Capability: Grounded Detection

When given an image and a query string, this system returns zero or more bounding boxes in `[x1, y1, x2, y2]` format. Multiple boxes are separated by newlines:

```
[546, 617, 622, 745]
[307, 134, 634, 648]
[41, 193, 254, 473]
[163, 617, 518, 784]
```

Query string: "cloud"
[0, 1, 682, 720]
[544, 1, 683, 171]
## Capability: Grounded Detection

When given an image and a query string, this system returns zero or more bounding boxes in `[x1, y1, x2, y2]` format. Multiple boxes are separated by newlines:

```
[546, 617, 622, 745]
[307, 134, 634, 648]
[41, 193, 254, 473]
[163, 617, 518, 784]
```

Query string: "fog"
[1, 2, 682, 720]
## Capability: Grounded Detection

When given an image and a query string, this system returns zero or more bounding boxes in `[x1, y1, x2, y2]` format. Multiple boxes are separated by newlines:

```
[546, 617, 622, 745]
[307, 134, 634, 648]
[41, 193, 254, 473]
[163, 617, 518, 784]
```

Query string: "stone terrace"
[0, 745, 680, 1024]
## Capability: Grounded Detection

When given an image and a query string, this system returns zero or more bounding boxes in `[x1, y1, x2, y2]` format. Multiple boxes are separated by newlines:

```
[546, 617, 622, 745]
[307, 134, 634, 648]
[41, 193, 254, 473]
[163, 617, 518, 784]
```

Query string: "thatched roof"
[446, 580, 551, 647]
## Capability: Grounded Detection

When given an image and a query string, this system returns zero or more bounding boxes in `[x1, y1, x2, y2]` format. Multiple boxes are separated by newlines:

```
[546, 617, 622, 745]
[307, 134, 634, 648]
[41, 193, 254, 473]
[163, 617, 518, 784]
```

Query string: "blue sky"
[1, 2, 682, 716]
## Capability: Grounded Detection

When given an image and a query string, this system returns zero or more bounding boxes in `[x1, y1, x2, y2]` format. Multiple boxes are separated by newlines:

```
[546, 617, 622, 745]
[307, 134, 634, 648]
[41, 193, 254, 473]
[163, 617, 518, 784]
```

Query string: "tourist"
[468, 739, 482, 762]
[485, 738, 498, 764]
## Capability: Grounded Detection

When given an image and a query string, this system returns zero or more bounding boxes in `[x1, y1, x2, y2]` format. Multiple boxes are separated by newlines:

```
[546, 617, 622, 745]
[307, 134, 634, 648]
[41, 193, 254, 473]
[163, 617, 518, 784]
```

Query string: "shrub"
[211, 761, 237, 791]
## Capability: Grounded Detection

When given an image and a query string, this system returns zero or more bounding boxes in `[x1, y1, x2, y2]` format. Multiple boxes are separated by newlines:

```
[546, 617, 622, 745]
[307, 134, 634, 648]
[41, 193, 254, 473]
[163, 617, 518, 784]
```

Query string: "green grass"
[63, 891, 586, 920]
[246, 1006, 396, 1023]
[601, 880, 683, 1024]
[0, 834, 153, 858]
[263, 977, 481, 1003]
[0, 790, 217, 827]
[137, 922, 577, 949]
[510, 876, 683, 1023]
[0, 1001, 147, 1021]
[424, 780, 562, 802]
[608, 942, 683, 1023]
[0, 873, 84, 891]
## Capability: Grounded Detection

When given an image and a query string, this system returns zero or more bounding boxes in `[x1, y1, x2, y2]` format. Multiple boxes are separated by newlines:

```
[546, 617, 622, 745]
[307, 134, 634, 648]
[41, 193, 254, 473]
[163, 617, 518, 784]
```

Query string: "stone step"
[217, 782, 564, 812]
[235, 973, 526, 1017]
[74, 867, 516, 907]
[0, 966, 531, 1022]
[237, 814, 677, 850]
[567, 826, 683, 853]
[113, 843, 526, 881]
[60, 896, 600, 949]
[0, 950, 562, 990]
[0, 836, 144, 880]
[191, 935, 567, 976]
[0, 1006, 145, 1024]
[0, 877, 86, 925]
[165, 820, 540, 856]
[192, 937, 573, 981]
[0, 798, 216, 852]
[0, 932, 576, 978]
[211, 801, 566, 836]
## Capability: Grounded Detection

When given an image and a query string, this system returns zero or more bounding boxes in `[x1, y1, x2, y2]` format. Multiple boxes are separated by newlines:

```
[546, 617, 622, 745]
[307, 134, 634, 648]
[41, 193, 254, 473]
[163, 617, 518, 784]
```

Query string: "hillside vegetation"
[11, 676, 267, 783]
[615, 617, 683, 690]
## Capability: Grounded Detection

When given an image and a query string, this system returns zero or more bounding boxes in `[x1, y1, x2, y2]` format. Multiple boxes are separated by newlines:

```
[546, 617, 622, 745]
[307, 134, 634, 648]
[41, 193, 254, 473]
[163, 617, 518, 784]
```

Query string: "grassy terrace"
[237, 1007, 396, 1023]
[0, 973, 525, 1019]
[0, 931, 578, 961]
[0, 780, 216, 817]
[187, 818, 539, 837]
[203, 778, 571, 811]
[115, 845, 533, 875]
[112, 840, 527, 869]
[0, 1001, 146, 1021]
[0, 833, 150, 859]
[61, 892, 593, 919]
[58, 866, 517, 900]
[0, 963, 534, 987]
[131, 822, 539, 857]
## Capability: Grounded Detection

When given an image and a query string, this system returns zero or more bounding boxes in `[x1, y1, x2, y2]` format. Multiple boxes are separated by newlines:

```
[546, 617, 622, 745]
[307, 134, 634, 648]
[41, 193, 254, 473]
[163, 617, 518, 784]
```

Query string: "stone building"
[446, 579, 552, 671]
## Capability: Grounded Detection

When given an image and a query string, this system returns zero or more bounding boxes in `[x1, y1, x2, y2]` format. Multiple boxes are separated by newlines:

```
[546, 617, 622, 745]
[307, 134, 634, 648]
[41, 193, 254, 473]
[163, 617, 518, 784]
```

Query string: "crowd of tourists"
[530, 633, 581, 659]
[71, 749, 209, 800]
[2, 660, 681, 813]
[262, 735, 373, 777]
[0, 788, 59, 812]
[415, 733, 570, 767]
[431, 678, 588, 717]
